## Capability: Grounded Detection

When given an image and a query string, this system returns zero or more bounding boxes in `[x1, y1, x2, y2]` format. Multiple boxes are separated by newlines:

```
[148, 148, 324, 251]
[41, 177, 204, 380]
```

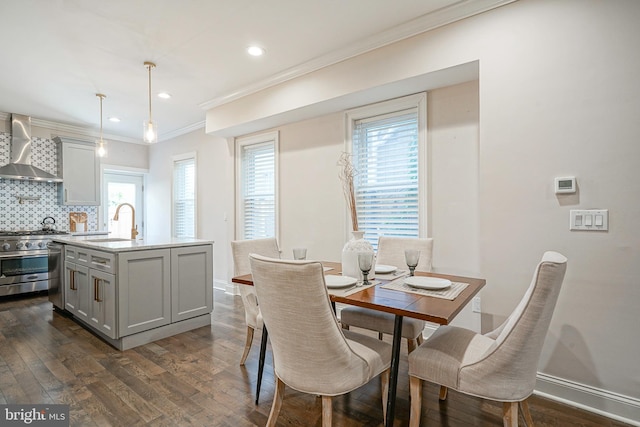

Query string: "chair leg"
[407, 338, 417, 353]
[439, 386, 448, 401]
[503, 401, 519, 427]
[378, 332, 384, 340]
[417, 333, 424, 346]
[341, 323, 350, 330]
[321, 395, 332, 427]
[239, 326, 255, 365]
[519, 399, 534, 427]
[380, 369, 390, 424]
[409, 376, 423, 427]
[266, 378, 285, 427]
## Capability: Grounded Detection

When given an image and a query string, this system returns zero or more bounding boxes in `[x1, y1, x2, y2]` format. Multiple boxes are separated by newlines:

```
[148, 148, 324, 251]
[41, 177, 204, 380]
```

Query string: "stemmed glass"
[405, 249, 420, 277]
[358, 252, 374, 286]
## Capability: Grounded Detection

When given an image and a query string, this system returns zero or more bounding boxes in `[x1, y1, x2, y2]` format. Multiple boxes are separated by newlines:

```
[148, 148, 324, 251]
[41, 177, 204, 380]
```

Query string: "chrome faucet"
[113, 203, 138, 240]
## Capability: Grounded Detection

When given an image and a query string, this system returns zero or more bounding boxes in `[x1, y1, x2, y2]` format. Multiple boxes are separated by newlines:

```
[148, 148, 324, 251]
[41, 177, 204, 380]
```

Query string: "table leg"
[255, 325, 269, 405]
[385, 314, 403, 427]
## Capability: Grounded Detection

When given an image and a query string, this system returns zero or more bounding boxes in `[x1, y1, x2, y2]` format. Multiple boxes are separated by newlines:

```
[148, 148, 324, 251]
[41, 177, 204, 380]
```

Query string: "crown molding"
[199, 0, 517, 110]
[159, 120, 206, 141]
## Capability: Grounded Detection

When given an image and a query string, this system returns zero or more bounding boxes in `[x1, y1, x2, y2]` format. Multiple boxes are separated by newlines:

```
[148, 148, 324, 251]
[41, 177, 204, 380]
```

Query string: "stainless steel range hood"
[0, 114, 62, 182]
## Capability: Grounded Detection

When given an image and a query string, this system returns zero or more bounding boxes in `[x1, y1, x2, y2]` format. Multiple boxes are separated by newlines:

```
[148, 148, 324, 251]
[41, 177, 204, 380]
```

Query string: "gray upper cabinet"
[55, 136, 100, 205]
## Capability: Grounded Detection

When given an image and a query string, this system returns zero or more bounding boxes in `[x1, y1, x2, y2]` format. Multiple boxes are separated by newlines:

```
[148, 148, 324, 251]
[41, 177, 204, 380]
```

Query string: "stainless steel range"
[0, 229, 69, 297]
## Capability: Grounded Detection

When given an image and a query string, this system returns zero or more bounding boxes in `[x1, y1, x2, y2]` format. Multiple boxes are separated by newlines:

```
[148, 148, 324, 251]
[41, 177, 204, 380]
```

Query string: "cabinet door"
[64, 261, 79, 314]
[89, 269, 117, 339]
[171, 245, 213, 322]
[65, 261, 90, 320]
[118, 249, 171, 337]
[59, 142, 99, 205]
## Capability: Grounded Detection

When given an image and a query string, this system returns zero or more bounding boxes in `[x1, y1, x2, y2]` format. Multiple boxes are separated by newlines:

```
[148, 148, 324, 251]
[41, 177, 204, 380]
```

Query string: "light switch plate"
[570, 209, 608, 231]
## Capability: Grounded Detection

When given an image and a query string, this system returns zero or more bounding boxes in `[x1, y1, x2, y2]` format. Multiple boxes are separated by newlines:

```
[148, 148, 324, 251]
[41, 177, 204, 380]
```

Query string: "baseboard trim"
[214, 279, 238, 295]
[535, 372, 640, 426]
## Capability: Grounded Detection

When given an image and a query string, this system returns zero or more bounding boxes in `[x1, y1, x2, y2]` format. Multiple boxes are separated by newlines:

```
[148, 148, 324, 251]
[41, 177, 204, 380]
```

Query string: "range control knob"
[16, 242, 25, 250]
[38, 241, 47, 248]
[25, 241, 33, 249]
[1, 243, 10, 251]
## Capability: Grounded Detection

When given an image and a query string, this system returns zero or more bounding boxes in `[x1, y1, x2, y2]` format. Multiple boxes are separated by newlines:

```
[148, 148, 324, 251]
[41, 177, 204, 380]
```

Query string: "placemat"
[380, 277, 468, 300]
[327, 280, 378, 297]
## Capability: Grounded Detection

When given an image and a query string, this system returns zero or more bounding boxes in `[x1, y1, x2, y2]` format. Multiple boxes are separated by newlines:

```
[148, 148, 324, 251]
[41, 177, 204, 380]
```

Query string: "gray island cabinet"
[54, 236, 213, 350]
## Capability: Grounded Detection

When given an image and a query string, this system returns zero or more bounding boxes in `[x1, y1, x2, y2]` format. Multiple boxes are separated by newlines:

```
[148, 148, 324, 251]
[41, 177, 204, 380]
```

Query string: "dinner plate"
[375, 264, 397, 274]
[404, 276, 452, 290]
[324, 275, 358, 288]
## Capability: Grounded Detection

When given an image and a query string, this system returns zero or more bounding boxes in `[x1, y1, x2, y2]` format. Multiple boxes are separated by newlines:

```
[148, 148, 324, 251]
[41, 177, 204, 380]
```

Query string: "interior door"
[103, 172, 144, 239]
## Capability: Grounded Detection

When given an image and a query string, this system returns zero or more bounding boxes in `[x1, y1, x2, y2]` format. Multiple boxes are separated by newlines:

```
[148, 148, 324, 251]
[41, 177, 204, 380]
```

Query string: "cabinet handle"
[94, 278, 102, 302]
[93, 259, 108, 264]
[64, 188, 68, 202]
[70, 270, 76, 290]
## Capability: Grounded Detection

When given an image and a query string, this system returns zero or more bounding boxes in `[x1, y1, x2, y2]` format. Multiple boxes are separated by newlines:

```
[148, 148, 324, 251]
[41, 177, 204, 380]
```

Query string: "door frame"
[99, 164, 148, 239]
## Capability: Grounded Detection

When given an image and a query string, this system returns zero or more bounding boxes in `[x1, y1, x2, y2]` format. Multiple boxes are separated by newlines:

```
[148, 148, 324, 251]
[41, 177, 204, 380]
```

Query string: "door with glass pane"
[103, 172, 144, 239]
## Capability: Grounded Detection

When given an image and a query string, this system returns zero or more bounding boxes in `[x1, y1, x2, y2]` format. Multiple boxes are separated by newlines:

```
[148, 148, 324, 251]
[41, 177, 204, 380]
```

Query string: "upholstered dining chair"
[340, 236, 434, 353]
[408, 251, 568, 427]
[230, 238, 281, 365]
[248, 254, 392, 427]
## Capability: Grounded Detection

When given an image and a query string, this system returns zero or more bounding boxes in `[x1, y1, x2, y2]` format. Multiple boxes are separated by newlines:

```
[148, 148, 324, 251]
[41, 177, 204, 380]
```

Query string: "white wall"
[146, 129, 234, 290]
[152, 0, 640, 422]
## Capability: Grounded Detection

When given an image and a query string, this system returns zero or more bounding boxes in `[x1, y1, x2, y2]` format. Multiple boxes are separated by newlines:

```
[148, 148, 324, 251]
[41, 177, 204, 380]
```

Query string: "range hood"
[0, 114, 62, 182]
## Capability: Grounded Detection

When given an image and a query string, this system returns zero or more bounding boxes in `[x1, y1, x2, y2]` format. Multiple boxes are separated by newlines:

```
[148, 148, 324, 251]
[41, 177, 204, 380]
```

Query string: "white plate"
[375, 264, 397, 274]
[404, 276, 452, 290]
[324, 275, 358, 289]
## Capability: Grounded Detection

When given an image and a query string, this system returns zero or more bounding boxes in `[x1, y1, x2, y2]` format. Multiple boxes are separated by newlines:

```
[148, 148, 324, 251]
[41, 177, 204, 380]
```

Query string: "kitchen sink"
[84, 238, 132, 243]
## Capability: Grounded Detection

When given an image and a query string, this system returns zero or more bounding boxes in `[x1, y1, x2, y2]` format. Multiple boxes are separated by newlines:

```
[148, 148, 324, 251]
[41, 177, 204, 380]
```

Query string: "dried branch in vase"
[338, 152, 359, 232]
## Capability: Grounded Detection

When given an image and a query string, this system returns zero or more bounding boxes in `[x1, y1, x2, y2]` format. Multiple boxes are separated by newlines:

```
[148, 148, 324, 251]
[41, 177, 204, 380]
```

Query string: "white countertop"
[52, 235, 214, 253]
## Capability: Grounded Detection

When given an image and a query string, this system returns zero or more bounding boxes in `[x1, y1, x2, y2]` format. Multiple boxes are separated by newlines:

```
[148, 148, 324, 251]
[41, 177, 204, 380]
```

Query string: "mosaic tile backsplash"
[0, 132, 98, 232]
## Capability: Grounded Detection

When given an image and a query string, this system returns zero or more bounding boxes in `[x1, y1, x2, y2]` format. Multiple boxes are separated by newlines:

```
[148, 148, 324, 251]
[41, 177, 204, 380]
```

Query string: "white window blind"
[352, 108, 419, 249]
[173, 156, 196, 238]
[240, 141, 275, 239]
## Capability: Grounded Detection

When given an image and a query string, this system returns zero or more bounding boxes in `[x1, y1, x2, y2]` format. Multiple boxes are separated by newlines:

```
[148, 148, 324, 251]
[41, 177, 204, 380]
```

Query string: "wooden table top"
[231, 261, 486, 325]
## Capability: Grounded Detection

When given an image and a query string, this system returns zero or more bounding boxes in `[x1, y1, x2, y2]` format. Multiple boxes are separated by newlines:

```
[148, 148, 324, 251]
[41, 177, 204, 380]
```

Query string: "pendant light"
[96, 93, 107, 157]
[143, 61, 158, 143]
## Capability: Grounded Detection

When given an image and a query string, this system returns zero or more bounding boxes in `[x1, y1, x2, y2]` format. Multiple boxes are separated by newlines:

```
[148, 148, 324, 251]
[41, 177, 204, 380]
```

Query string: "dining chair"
[408, 251, 568, 427]
[230, 237, 281, 365]
[248, 254, 392, 427]
[340, 236, 434, 353]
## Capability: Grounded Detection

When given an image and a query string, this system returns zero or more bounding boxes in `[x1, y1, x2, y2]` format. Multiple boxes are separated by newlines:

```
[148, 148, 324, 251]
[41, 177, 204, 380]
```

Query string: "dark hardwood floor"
[0, 290, 632, 426]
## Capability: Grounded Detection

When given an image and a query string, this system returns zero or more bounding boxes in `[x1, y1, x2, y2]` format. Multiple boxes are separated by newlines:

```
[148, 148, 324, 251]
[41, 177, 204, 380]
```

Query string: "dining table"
[232, 261, 485, 427]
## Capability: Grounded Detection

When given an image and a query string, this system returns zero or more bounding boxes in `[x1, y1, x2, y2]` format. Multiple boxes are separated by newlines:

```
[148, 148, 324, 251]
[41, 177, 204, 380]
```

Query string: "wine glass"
[358, 252, 374, 286]
[405, 249, 420, 276]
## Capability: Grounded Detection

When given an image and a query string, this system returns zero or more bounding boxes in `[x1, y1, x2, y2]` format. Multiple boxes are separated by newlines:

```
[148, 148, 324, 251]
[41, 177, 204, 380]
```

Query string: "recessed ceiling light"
[247, 46, 265, 57]
[108, 117, 120, 123]
[158, 92, 171, 99]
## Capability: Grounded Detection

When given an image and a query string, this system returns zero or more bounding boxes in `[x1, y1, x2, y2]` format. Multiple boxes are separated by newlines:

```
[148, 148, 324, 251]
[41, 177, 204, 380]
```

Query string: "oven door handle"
[0, 251, 49, 259]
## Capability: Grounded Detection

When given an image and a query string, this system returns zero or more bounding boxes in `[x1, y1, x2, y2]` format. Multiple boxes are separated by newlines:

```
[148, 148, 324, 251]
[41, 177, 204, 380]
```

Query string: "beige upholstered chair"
[248, 254, 392, 427]
[408, 251, 568, 427]
[230, 238, 281, 365]
[340, 236, 434, 352]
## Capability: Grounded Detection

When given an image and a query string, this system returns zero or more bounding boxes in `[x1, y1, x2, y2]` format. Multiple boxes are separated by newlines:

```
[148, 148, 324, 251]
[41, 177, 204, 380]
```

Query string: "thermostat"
[555, 176, 576, 194]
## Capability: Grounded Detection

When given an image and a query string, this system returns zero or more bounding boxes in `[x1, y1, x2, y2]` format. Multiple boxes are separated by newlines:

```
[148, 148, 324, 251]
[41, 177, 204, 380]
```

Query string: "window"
[347, 94, 427, 249]
[236, 132, 278, 240]
[173, 153, 196, 238]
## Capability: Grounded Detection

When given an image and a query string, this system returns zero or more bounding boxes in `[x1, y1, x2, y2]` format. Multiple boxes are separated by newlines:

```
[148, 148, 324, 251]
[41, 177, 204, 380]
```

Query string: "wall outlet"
[472, 296, 481, 313]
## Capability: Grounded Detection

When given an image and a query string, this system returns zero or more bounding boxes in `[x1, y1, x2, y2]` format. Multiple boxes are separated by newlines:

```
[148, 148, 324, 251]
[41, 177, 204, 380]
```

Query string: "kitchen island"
[51, 236, 214, 350]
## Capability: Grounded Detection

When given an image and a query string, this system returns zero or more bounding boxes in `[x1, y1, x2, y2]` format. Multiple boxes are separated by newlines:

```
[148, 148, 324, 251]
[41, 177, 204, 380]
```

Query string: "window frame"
[235, 131, 280, 241]
[345, 93, 428, 246]
[172, 151, 197, 239]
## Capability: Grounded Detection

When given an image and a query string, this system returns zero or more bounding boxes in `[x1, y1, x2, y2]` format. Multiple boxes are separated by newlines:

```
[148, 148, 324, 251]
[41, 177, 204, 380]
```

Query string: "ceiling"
[0, 0, 513, 143]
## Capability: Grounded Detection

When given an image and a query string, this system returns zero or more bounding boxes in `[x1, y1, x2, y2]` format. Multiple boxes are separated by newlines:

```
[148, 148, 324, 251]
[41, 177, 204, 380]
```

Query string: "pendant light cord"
[145, 62, 155, 123]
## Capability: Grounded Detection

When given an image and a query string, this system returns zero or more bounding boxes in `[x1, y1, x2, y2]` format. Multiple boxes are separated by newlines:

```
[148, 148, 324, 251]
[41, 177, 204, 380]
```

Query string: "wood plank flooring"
[0, 290, 632, 426]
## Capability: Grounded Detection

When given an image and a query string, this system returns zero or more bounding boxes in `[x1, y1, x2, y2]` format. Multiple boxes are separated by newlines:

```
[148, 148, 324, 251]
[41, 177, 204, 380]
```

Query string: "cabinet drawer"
[65, 246, 90, 265]
[88, 250, 116, 273]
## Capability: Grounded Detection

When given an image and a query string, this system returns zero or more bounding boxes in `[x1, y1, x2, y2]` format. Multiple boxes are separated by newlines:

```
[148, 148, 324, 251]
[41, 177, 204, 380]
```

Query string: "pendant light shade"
[143, 61, 158, 144]
[96, 93, 108, 157]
